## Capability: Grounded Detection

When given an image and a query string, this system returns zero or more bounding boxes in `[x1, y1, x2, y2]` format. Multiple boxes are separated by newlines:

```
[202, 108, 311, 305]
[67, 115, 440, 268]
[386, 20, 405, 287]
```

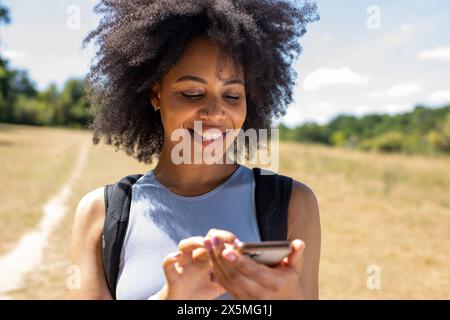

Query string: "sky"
[1, 0, 449, 127]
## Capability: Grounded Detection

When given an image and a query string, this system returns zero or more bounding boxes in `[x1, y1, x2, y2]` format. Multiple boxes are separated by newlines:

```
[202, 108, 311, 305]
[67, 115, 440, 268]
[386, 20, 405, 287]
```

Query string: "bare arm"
[69, 187, 112, 299]
[287, 179, 321, 300]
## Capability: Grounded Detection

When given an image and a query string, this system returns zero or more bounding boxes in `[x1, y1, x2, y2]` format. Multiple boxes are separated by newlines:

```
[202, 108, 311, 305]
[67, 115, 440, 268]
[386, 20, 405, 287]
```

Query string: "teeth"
[202, 131, 223, 141]
[188, 128, 224, 141]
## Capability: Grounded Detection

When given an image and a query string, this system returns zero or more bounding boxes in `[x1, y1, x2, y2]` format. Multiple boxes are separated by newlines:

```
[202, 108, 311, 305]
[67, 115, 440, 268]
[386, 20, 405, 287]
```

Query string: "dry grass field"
[0, 123, 449, 299]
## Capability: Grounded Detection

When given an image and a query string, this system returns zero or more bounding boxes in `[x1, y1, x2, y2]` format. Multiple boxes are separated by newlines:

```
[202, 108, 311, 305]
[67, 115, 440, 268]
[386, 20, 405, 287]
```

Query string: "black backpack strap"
[102, 174, 143, 300]
[102, 167, 293, 299]
[252, 167, 293, 241]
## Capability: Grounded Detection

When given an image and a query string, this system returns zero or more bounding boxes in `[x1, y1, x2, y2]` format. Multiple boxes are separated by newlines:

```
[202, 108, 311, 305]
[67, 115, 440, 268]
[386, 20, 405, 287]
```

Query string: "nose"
[198, 99, 226, 122]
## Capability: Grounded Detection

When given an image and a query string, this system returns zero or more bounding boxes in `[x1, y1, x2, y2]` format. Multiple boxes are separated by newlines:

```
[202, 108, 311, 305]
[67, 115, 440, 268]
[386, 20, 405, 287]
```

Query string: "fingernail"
[212, 236, 220, 247]
[171, 251, 181, 258]
[204, 239, 213, 252]
[293, 239, 303, 250]
[224, 251, 236, 262]
[234, 238, 242, 246]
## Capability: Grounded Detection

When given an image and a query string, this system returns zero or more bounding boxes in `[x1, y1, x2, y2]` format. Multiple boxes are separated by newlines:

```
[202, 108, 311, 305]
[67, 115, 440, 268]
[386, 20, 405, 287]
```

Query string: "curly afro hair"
[84, 0, 319, 164]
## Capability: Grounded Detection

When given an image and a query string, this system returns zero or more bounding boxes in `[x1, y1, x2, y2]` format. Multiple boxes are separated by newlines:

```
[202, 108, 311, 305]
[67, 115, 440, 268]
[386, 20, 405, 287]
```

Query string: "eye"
[224, 95, 240, 101]
[181, 92, 204, 101]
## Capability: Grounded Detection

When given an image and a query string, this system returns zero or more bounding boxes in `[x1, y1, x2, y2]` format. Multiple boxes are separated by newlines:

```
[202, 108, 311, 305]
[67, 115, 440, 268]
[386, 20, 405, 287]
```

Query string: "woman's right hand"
[158, 236, 227, 300]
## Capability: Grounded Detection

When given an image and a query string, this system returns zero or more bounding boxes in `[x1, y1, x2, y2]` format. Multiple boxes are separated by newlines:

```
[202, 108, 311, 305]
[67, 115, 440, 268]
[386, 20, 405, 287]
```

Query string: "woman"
[71, 0, 320, 300]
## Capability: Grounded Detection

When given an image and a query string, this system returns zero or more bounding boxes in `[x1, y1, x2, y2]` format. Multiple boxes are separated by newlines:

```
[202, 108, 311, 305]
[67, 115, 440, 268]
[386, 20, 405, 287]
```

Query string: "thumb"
[283, 239, 305, 273]
[162, 251, 182, 283]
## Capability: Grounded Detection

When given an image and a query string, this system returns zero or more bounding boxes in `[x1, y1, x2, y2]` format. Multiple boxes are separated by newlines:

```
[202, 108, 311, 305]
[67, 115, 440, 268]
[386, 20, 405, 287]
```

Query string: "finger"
[178, 237, 203, 266]
[178, 237, 209, 263]
[204, 238, 234, 294]
[206, 249, 245, 299]
[211, 235, 224, 258]
[206, 228, 238, 244]
[178, 236, 205, 251]
[162, 251, 181, 283]
[284, 239, 305, 274]
[206, 238, 274, 299]
[192, 248, 209, 262]
[221, 247, 282, 291]
[204, 237, 223, 271]
[178, 251, 194, 267]
[211, 251, 272, 299]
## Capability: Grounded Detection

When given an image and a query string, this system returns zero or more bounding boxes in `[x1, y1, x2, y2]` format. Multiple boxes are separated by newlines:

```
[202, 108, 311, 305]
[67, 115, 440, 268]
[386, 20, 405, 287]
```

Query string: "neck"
[153, 142, 239, 196]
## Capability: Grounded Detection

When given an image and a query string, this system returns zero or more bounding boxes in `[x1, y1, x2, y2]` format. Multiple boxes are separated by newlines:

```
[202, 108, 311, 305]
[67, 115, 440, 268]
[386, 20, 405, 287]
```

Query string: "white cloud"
[367, 90, 383, 99]
[352, 105, 375, 116]
[368, 83, 421, 99]
[424, 90, 450, 105]
[280, 102, 416, 126]
[386, 83, 421, 98]
[417, 46, 450, 61]
[281, 101, 338, 126]
[3, 50, 28, 63]
[381, 103, 412, 115]
[302, 67, 371, 91]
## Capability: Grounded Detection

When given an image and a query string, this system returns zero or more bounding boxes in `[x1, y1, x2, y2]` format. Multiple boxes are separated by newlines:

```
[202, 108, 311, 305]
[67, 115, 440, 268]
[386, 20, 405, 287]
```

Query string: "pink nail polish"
[204, 239, 213, 251]
[212, 236, 220, 247]
[224, 251, 236, 262]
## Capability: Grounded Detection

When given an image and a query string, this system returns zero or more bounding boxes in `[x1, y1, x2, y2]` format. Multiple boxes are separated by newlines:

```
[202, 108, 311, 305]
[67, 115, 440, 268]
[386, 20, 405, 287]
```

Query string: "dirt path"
[0, 142, 90, 299]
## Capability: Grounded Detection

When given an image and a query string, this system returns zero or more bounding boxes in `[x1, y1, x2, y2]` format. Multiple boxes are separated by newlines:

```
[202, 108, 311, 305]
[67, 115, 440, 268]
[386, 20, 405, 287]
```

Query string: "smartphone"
[236, 241, 292, 267]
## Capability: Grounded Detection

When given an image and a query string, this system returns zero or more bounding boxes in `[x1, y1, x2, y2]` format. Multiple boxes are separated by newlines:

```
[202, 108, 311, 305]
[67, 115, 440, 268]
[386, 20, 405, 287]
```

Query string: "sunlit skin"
[151, 36, 310, 300]
[162, 229, 307, 300]
[150, 35, 247, 197]
[70, 35, 320, 301]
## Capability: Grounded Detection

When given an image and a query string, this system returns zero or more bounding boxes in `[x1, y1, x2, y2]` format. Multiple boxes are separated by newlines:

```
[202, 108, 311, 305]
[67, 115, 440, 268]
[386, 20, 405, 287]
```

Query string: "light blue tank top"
[115, 164, 261, 300]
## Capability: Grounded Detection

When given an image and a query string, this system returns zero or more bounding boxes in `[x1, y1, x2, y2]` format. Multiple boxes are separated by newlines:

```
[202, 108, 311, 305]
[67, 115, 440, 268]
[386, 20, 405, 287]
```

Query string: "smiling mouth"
[187, 128, 226, 142]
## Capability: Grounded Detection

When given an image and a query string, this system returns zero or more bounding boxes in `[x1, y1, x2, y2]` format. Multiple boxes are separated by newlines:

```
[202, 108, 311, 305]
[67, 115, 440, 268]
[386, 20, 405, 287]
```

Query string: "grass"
[1, 124, 449, 299]
[0, 124, 87, 255]
[279, 142, 450, 299]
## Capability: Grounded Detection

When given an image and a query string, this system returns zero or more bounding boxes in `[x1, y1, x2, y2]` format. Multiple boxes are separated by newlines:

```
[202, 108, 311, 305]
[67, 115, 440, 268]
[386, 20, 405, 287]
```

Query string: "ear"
[150, 83, 161, 110]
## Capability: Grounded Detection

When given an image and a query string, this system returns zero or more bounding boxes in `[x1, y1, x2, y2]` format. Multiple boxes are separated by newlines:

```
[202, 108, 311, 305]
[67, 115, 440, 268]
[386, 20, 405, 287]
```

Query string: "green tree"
[56, 79, 91, 127]
[359, 131, 404, 153]
[294, 122, 329, 144]
[435, 113, 450, 152]
[0, 3, 10, 25]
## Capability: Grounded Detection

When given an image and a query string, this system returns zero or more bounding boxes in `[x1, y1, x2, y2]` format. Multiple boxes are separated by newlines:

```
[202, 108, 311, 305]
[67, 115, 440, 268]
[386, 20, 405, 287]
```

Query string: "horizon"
[1, 0, 449, 128]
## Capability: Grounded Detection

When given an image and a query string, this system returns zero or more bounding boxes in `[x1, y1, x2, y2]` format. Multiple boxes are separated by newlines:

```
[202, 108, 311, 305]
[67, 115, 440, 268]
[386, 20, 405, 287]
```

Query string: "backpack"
[102, 167, 293, 299]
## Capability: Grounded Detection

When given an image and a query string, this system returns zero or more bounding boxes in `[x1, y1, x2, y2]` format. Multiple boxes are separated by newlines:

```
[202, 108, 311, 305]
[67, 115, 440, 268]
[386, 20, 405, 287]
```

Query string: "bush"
[358, 131, 404, 153]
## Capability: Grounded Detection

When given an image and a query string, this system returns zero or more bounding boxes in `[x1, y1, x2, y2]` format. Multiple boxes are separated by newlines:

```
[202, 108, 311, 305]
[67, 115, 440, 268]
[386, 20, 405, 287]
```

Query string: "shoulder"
[287, 179, 320, 241]
[287, 178, 321, 299]
[70, 186, 112, 299]
[72, 186, 106, 242]
[289, 179, 319, 216]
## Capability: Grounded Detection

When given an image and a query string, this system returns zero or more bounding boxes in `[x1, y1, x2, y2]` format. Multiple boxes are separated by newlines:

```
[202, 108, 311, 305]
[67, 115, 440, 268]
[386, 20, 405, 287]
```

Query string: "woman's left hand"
[203, 229, 306, 300]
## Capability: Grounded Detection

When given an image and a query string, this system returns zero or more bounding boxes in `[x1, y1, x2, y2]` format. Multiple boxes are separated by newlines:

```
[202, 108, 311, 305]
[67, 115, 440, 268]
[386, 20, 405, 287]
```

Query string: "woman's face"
[151, 35, 247, 163]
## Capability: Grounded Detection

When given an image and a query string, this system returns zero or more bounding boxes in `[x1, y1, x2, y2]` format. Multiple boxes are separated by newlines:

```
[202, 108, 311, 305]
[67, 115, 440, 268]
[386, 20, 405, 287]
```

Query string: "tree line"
[2, 50, 449, 155]
[2, 50, 450, 155]
[278, 105, 450, 155]
[0, 58, 91, 128]
[0, 3, 91, 129]
[2, 3, 449, 155]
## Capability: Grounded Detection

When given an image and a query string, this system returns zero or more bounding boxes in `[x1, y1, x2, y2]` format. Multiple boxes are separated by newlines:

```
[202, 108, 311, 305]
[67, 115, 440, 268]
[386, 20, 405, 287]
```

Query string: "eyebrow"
[175, 75, 244, 86]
